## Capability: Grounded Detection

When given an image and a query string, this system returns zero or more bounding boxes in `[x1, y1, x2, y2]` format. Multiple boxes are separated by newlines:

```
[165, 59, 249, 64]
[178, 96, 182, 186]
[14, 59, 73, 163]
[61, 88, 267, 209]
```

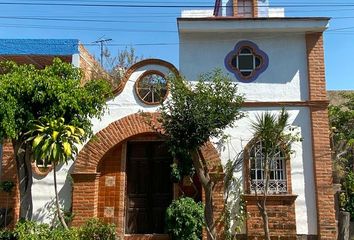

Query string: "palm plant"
[26, 117, 85, 229]
[250, 109, 300, 240]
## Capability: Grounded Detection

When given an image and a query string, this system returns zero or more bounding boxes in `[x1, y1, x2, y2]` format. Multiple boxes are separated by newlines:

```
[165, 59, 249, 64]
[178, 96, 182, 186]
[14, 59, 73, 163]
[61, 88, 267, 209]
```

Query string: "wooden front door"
[125, 141, 172, 234]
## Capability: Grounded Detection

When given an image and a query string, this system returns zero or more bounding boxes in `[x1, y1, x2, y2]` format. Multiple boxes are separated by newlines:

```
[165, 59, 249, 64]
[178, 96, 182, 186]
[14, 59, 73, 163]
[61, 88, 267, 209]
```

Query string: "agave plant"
[26, 117, 85, 229]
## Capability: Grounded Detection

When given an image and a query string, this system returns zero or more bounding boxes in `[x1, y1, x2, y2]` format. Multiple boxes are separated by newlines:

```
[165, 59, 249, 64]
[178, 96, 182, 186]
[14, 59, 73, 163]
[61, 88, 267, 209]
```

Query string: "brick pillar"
[71, 173, 100, 226]
[307, 32, 337, 239]
[212, 173, 225, 240]
[252, 0, 258, 17]
[0, 141, 19, 227]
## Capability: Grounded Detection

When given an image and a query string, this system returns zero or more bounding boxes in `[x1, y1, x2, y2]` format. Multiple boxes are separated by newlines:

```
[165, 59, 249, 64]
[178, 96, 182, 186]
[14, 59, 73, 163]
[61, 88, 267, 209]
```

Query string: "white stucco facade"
[30, 14, 331, 238]
[177, 18, 329, 235]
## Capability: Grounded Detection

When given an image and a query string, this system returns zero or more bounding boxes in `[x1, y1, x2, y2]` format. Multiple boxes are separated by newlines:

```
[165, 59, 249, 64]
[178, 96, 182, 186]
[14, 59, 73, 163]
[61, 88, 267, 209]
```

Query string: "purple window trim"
[225, 40, 269, 83]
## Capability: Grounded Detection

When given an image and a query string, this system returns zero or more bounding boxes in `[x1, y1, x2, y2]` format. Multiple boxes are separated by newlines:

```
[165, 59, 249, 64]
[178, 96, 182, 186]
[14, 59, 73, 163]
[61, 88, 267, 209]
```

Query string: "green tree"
[158, 70, 244, 240]
[0, 58, 111, 220]
[329, 92, 354, 182]
[25, 117, 85, 229]
[250, 109, 301, 240]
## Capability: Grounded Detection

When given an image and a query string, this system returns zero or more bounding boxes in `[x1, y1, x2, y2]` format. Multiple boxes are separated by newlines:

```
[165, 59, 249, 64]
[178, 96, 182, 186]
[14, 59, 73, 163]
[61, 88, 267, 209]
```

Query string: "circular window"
[135, 71, 168, 105]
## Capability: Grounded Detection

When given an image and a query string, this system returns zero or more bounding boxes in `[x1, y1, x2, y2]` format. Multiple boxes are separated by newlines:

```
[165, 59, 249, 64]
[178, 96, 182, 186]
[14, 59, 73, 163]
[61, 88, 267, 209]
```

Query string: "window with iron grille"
[249, 140, 287, 194]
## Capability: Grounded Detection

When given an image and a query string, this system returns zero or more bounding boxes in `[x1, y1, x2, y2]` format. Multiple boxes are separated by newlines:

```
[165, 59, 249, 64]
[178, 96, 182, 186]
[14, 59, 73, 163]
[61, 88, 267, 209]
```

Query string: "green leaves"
[329, 92, 354, 182]
[250, 108, 300, 158]
[166, 197, 204, 240]
[25, 117, 85, 166]
[159, 69, 244, 178]
[0, 58, 110, 142]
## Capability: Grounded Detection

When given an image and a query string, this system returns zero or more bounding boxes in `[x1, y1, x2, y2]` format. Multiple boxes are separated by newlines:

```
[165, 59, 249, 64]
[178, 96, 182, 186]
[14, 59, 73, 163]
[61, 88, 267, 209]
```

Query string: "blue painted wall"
[0, 39, 79, 55]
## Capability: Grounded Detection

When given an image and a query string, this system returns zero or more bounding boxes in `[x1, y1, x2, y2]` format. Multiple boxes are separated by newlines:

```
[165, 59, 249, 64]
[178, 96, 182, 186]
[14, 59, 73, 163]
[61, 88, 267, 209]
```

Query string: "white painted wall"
[179, 32, 309, 101]
[31, 63, 172, 223]
[219, 107, 317, 235]
[31, 62, 317, 235]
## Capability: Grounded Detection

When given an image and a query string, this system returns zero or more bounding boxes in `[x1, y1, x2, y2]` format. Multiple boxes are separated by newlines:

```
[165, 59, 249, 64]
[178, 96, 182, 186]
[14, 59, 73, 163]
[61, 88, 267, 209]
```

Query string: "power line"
[0, 23, 177, 33]
[0, 16, 176, 24]
[1, 2, 354, 8]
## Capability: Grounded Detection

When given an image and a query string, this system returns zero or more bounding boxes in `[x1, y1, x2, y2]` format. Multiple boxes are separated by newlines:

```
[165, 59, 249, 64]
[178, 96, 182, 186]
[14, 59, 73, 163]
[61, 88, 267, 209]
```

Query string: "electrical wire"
[1, 2, 354, 8]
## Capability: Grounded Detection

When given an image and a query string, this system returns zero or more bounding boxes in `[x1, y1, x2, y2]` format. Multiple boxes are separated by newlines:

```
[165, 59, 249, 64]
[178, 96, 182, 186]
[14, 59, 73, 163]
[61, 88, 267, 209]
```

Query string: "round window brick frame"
[134, 70, 169, 106]
[225, 40, 269, 83]
[31, 162, 53, 177]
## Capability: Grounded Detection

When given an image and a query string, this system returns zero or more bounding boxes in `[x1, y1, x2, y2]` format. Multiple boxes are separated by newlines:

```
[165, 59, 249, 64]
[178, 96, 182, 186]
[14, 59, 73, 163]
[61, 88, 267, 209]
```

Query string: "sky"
[0, 0, 353, 90]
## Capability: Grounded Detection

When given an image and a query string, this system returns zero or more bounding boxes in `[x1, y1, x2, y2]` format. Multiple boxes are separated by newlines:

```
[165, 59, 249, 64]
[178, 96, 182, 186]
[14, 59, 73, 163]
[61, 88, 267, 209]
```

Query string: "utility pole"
[93, 38, 112, 67]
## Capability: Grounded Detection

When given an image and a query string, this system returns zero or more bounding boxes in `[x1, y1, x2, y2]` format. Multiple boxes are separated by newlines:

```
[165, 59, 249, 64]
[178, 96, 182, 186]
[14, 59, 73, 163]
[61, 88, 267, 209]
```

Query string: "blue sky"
[0, 0, 353, 90]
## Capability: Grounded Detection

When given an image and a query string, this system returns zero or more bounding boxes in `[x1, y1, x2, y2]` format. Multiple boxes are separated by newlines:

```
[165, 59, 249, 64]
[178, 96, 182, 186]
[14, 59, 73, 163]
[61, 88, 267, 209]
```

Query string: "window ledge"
[242, 194, 297, 204]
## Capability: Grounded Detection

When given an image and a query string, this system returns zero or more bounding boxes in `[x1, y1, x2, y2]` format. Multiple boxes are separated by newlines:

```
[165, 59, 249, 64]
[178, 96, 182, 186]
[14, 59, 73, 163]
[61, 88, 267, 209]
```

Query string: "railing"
[251, 179, 287, 194]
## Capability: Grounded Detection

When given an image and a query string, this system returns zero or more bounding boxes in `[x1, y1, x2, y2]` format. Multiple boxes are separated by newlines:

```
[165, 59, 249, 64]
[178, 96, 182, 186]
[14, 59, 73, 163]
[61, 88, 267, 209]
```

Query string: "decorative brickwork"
[0, 141, 20, 227]
[306, 33, 337, 239]
[72, 112, 224, 239]
[112, 59, 179, 96]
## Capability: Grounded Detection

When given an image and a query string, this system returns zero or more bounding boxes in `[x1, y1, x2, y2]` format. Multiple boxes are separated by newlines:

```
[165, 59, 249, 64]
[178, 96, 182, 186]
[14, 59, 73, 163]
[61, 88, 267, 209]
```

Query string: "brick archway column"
[71, 112, 225, 237]
[306, 33, 336, 239]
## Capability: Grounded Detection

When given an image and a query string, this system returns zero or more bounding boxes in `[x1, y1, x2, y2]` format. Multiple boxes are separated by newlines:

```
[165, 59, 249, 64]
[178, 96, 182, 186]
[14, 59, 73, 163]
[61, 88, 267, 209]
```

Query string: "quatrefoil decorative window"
[225, 41, 269, 82]
[135, 70, 168, 105]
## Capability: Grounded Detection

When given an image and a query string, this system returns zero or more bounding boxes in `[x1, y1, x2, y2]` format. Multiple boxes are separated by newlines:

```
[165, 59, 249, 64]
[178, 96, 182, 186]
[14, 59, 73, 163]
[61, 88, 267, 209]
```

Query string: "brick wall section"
[97, 144, 125, 238]
[71, 173, 100, 226]
[78, 44, 112, 85]
[243, 195, 297, 238]
[309, 107, 336, 239]
[0, 55, 72, 69]
[72, 112, 225, 239]
[232, 0, 258, 17]
[306, 33, 337, 239]
[306, 33, 327, 101]
[0, 141, 19, 227]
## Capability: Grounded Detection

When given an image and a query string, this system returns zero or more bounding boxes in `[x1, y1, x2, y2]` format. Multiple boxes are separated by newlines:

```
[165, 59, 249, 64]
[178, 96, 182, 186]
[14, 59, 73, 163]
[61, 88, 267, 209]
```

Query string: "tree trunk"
[53, 162, 68, 230]
[13, 140, 33, 220]
[258, 198, 270, 240]
[204, 182, 216, 240]
[191, 149, 216, 240]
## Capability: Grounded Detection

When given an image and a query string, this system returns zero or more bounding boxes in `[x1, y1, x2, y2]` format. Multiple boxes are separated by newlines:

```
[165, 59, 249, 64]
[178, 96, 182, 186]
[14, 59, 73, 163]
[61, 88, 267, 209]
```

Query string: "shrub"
[78, 218, 116, 240]
[0, 219, 117, 240]
[0, 229, 17, 240]
[49, 228, 78, 240]
[166, 197, 204, 240]
[14, 220, 51, 240]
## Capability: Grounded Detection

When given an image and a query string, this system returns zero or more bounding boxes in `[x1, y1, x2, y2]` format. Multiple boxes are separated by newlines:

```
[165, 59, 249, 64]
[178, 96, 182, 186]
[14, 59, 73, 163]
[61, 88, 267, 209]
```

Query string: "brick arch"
[73, 112, 159, 174]
[71, 112, 224, 238]
[73, 112, 223, 174]
[112, 59, 179, 96]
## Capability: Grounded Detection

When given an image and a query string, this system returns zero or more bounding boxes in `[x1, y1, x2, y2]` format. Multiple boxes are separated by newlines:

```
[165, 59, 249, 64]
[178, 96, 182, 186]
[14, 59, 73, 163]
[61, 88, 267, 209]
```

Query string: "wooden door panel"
[126, 141, 172, 234]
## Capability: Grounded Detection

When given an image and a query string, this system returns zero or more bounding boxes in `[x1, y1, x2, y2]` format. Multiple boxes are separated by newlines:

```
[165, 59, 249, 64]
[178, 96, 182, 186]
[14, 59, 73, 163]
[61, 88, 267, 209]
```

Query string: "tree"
[98, 46, 143, 88]
[329, 92, 354, 182]
[249, 109, 301, 240]
[158, 70, 244, 240]
[0, 59, 111, 219]
[25, 117, 85, 229]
